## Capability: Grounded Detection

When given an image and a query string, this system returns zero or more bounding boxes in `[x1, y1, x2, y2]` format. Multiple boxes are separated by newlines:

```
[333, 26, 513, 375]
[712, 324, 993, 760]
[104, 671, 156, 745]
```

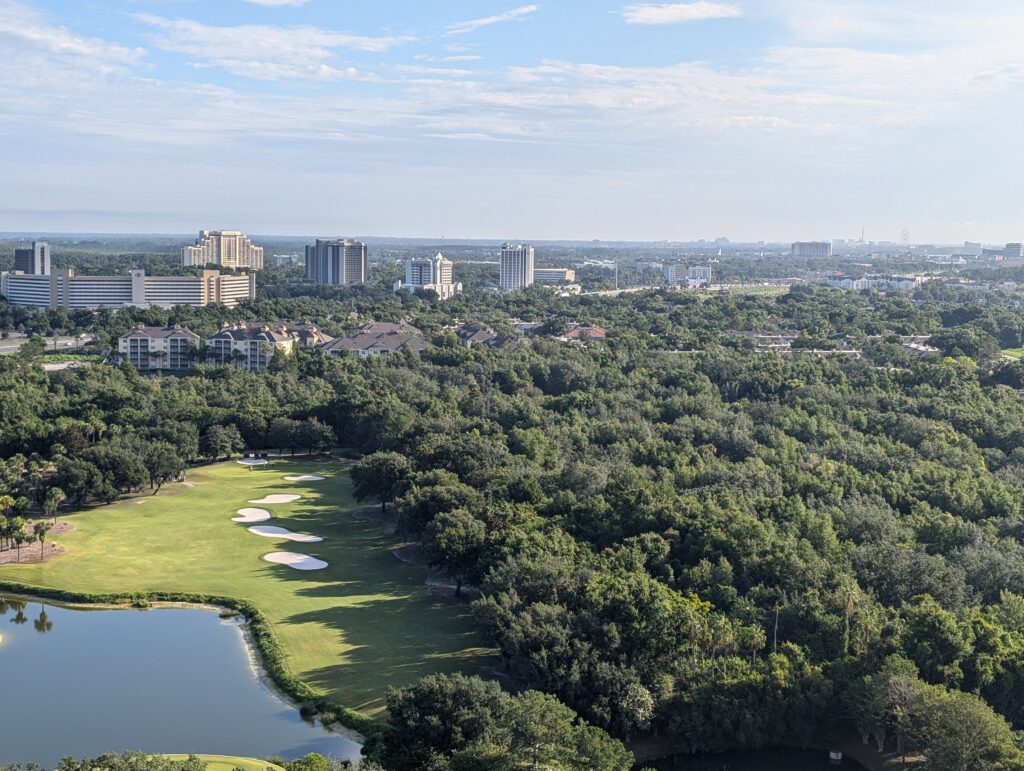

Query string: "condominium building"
[533, 267, 576, 284]
[0, 269, 256, 310]
[319, 322, 428, 358]
[791, 242, 833, 259]
[13, 241, 50, 276]
[500, 243, 534, 291]
[182, 230, 264, 270]
[305, 239, 367, 286]
[688, 265, 714, 285]
[118, 325, 202, 372]
[394, 252, 463, 299]
[205, 323, 296, 371]
[663, 263, 686, 285]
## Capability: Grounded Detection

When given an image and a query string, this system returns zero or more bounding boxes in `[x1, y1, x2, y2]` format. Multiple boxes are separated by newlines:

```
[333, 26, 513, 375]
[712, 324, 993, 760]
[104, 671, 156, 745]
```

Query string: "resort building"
[499, 243, 534, 291]
[791, 242, 833, 259]
[394, 252, 463, 299]
[205, 323, 296, 371]
[13, 241, 50, 276]
[279, 321, 334, 349]
[182, 230, 264, 270]
[305, 239, 367, 286]
[0, 269, 256, 310]
[319, 322, 428, 358]
[118, 325, 202, 372]
[533, 267, 576, 284]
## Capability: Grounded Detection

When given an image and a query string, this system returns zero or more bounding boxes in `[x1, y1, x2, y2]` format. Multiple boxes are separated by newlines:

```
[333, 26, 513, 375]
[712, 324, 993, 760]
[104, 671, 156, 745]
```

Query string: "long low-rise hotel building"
[0, 268, 256, 310]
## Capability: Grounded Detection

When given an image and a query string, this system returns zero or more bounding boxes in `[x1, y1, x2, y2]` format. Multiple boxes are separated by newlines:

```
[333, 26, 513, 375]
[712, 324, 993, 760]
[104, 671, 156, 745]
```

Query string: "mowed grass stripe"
[2, 460, 494, 716]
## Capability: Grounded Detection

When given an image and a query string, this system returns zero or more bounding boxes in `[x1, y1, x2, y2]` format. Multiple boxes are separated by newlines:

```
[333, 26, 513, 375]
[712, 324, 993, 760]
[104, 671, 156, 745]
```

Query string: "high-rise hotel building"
[305, 239, 367, 286]
[183, 230, 264, 270]
[13, 241, 51, 276]
[500, 243, 534, 291]
[394, 252, 462, 300]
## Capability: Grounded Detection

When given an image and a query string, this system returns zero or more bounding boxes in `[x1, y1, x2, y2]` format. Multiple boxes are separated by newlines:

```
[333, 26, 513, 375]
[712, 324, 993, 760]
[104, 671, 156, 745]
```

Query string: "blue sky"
[1, 0, 1023, 243]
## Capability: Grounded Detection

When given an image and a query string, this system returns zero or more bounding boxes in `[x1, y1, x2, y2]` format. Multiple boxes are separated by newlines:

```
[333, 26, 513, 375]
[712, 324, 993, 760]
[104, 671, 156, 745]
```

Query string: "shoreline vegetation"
[0, 582, 378, 740]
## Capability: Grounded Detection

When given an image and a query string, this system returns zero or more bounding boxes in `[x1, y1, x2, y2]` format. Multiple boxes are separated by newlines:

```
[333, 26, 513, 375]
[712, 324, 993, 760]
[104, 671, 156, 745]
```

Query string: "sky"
[1, 0, 1023, 243]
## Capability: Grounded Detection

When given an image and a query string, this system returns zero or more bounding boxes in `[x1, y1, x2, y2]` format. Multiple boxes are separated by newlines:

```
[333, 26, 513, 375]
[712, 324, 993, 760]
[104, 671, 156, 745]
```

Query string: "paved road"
[0, 336, 93, 355]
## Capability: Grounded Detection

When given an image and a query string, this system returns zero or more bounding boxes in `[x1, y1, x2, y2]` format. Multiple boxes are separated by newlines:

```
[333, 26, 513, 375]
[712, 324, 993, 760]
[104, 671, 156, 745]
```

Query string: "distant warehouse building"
[0, 268, 256, 310]
[792, 241, 833, 258]
[533, 268, 576, 284]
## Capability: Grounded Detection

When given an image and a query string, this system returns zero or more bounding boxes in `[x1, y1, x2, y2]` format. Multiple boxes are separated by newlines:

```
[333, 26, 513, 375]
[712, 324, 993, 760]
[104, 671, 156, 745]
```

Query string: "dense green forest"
[6, 282, 1024, 769]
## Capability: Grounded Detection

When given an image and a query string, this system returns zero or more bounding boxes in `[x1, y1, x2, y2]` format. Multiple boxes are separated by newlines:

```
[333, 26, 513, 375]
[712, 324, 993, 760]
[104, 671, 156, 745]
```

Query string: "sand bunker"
[248, 494, 302, 505]
[237, 458, 268, 466]
[284, 475, 325, 482]
[248, 526, 323, 543]
[233, 508, 272, 523]
[263, 552, 328, 571]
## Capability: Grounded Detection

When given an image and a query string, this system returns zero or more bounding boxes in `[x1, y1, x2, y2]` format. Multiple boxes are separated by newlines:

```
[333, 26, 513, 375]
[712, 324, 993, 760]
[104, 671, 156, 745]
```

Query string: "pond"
[647, 747, 869, 770]
[0, 597, 362, 768]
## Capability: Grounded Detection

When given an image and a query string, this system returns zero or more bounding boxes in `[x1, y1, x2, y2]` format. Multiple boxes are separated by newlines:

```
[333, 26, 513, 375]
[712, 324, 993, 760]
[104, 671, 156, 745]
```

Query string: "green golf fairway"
[2, 460, 494, 717]
[162, 756, 284, 771]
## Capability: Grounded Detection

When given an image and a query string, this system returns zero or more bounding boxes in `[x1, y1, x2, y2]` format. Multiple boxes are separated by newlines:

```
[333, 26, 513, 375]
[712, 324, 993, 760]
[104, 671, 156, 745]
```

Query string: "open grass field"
[1002, 348, 1024, 359]
[1, 459, 494, 717]
[163, 756, 284, 771]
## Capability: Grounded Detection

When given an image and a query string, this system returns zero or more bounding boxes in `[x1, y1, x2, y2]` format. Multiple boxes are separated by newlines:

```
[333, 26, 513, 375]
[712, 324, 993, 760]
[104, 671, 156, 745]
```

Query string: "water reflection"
[0, 596, 361, 767]
[33, 606, 53, 634]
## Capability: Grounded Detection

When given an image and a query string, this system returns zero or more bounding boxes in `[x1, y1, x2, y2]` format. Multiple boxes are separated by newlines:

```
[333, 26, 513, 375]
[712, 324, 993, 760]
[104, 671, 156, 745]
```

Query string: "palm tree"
[43, 487, 66, 524]
[34, 520, 53, 558]
[10, 517, 26, 562]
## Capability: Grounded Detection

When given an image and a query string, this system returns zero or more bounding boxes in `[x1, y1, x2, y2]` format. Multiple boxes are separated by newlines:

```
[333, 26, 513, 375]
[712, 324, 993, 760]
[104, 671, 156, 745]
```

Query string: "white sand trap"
[248, 526, 323, 543]
[263, 552, 328, 571]
[284, 475, 325, 482]
[233, 508, 272, 523]
[237, 458, 268, 466]
[249, 494, 302, 505]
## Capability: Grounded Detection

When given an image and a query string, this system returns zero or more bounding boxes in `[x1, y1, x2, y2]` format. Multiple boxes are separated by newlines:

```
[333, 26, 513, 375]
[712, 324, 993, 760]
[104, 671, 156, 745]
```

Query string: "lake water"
[0, 597, 362, 768]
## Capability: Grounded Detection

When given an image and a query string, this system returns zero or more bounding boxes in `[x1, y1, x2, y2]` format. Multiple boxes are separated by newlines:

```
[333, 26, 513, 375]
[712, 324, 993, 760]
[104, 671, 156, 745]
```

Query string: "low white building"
[0, 269, 256, 310]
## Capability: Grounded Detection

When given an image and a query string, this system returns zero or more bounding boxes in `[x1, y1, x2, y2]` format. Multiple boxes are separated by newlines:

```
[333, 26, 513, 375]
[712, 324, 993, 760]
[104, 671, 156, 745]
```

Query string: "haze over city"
[3, 0, 1023, 242]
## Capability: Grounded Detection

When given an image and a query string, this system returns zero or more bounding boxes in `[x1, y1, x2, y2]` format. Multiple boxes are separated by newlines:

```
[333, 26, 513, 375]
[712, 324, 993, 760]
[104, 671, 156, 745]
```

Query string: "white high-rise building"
[183, 230, 264, 270]
[304, 239, 367, 286]
[500, 243, 534, 291]
[395, 252, 462, 300]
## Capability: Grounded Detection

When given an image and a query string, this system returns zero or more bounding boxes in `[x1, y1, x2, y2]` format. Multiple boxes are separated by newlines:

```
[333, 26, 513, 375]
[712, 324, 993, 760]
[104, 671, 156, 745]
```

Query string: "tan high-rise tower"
[182, 230, 264, 270]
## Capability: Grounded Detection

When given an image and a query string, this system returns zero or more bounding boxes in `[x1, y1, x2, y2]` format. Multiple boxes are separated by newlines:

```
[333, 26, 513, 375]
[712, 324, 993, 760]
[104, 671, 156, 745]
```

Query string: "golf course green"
[1, 459, 494, 717]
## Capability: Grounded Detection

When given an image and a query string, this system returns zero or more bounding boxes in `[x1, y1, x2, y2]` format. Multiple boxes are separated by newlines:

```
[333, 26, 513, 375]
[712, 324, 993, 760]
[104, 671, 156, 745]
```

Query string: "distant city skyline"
[2, 1, 1024, 242]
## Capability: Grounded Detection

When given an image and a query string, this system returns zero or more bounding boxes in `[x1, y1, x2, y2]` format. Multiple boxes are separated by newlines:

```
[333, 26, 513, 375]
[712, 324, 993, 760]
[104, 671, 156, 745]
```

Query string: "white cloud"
[0, 0, 144, 66]
[446, 4, 539, 36]
[134, 13, 411, 80]
[622, 2, 742, 25]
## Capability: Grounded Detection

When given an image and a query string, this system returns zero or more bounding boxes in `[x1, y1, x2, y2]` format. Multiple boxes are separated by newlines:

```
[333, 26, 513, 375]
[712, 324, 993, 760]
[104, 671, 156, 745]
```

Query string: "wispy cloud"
[241, 0, 309, 6]
[134, 14, 411, 80]
[0, 0, 144, 66]
[446, 4, 539, 36]
[622, 2, 742, 25]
